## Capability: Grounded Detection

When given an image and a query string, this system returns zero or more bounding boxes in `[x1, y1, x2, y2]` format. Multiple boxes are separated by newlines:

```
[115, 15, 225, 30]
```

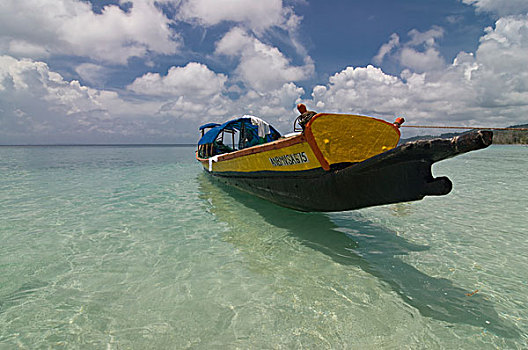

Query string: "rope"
[401, 125, 528, 131]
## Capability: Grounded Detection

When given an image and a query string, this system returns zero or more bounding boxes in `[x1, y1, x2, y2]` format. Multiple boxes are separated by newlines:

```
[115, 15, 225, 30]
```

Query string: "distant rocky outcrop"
[401, 124, 528, 145]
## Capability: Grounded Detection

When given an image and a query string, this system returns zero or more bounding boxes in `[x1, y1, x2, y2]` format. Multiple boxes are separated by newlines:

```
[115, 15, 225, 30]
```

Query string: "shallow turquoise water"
[0, 145, 527, 349]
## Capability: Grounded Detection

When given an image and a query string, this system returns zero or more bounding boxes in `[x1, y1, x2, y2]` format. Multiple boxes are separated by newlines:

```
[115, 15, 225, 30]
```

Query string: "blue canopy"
[199, 122, 220, 131]
[198, 117, 281, 147]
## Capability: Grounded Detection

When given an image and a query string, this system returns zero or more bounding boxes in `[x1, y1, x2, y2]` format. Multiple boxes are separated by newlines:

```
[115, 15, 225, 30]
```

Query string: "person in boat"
[296, 103, 317, 130]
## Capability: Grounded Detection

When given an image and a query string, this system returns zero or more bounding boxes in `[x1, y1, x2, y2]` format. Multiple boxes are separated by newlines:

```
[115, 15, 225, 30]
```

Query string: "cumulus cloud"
[215, 27, 314, 92]
[0, 0, 179, 64]
[0, 55, 306, 143]
[461, 0, 528, 17]
[1, 1, 527, 145]
[153, 80, 305, 133]
[374, 27, 446, 72]
[309, 65, 410, 117]
[231, 82, 305, 126]
[177, 0, 294, 33]
[129, 61, 306, 131]
[0, 55, 183, 143]
[175, 0, 312, 67]
[0, 56, 107, 113]
[7, 40, 51, 58]
[407, 27, 444, 47]
[373, 33, 399, 64]
[127, 62, 227, 99]
[75, 63, 111, 86]
[472, 15, 528, 108]
[399, 47, 445, 73]
[398, 26, 445, 72]
[0, 55, 110, 142]
[309, 15, 528, 130]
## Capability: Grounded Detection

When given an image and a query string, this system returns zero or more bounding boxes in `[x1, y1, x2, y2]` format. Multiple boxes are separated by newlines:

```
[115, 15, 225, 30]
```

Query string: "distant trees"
[493, 124, 528, 144]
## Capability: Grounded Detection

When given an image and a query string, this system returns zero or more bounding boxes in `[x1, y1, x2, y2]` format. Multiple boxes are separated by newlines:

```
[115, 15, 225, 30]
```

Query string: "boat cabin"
[197, 116, 281, 159]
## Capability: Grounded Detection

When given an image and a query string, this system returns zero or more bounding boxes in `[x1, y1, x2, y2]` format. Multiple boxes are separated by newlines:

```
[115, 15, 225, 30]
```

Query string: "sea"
[0, 144, 527, 349]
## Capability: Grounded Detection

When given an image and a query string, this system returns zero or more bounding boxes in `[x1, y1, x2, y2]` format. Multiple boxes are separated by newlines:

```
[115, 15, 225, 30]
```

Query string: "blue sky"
[1, 0, 527, 144]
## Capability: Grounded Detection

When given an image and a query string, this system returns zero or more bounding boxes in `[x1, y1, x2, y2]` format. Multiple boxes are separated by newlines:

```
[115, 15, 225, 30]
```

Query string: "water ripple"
[0, 145, 527, 348]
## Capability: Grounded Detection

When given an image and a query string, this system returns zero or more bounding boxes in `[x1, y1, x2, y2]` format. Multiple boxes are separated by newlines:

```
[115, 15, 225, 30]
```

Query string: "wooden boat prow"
[196, 111, 492, 212]
[304, 113, 400, 170]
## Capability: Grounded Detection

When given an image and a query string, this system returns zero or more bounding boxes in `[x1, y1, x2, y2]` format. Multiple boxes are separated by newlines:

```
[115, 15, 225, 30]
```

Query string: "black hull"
[207, 131, 493, 212]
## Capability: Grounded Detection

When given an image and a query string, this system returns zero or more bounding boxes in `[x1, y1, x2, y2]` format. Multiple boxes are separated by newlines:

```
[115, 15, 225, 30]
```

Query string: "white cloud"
[0, 0, 179, 64]
[151, 79, 306, 133]
[177, 0, 291, 33]
[215, 27, 314, 92]
[1, 7, 527, 145]
[0, 55, 123, 116]
[0, 55, 306, 143]
[399, 47, 446, 72]
[128, 62, 227, 99]
[75, 63, 110, 86]
[374, 27, 445, 72]
[462, 0, 528, 17]
[233, 82, 305, 126]
[472, 15, 528, 107]
[0, 55, 162, 143]
[309, 65, 408, 116]
[401, 28, 445, 72]
[7, 40, 51, 58]
[310, 15, 528, 131]
[373, 33, 399, 65]
[407, 27, 444, 47]
[175, 0, 310, 61]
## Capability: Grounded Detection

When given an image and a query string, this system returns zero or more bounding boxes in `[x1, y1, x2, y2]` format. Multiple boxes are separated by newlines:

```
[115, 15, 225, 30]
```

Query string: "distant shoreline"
[401, 124, 528, 145]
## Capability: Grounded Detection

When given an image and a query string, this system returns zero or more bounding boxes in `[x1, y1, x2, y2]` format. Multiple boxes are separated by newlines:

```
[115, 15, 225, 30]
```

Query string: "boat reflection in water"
[198, 174, 520, 339]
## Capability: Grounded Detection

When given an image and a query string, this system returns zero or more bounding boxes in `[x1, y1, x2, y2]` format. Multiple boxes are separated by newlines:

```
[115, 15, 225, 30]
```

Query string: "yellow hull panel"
[306, 114, 400, 165]
[199, 136, 322, 173]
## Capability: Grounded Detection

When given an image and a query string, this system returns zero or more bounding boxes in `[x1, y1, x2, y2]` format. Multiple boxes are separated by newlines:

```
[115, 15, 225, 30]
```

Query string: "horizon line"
[0, 143, 196, 147]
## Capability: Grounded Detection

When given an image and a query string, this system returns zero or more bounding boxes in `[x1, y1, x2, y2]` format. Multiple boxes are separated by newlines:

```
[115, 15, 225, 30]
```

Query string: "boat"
[196, 104, 493, 212]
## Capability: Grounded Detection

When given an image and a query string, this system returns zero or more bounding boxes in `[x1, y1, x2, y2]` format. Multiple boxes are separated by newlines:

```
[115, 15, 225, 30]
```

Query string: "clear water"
[0, 145, 527, 349]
